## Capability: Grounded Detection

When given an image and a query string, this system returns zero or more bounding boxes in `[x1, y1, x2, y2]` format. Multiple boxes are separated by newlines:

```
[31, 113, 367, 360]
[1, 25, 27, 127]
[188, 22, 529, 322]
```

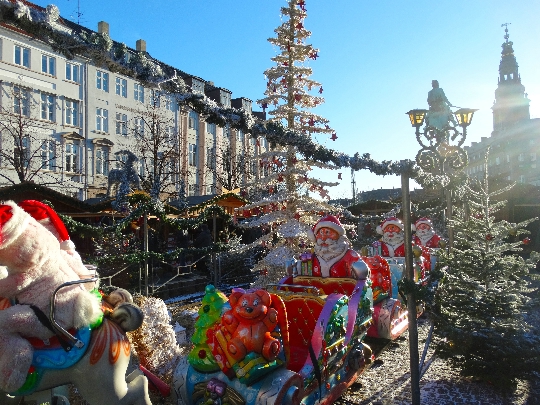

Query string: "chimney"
[136, 39, 146, 52]
[97, 21, 109, 35]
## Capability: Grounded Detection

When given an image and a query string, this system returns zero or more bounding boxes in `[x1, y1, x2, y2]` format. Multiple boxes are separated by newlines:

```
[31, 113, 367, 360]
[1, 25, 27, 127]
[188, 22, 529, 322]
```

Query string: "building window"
[116, 113, 128, 136]
[189, 143, 197, 166]
[518, 153, 525, 162]
[151, 90, 161, 107]
[134, 83, 144, 102]
[164, 95, 175, 111]
[13, 86, 29, 116]
[40, 93, 55, 121]
[14, 136, 30, 168]
[207, 147, 215, 169]
[41, 140, 55, 170]
[495, 156, 500, 166]
[14, 45, 30, 68]
[135, 117, 144, 137]
[188, 111, 198, 129]
[96, 108, 109, 132]
[237, 129, 244, 143]
[206, 185, 213, 194]
[41, 55, 55, 76]
[531, 153, 536, 162]
[165, 126, 176, 145]
[115, 77, 127, 97]
[65, 143, 78, 172]
[223, 124, 230, 138]
[95, 147, 109, 175]
[188, 184, 196, 196]
[65, 99, 79, 126]
[207, 123, 216, 135]
[96, 70, 109, 92]
[66, 63, 79, 82]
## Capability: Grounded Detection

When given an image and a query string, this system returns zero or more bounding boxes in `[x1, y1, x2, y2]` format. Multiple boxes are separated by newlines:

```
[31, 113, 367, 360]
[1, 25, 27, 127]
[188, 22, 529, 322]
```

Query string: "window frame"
[115, 77, 127, 98]
[65, 142, 78, 173]
[40, 139, 56, 171]
[41, 54, 56, 76]
[115, 112, 128, 136]
[96, 70, 109, 92]
[95, 146, 109, 176]
[65, 62, 80, 82]
[40, 93, 55, 121]
[96, 107, 109, 132]
[65, 99, 79, 126]
[189, 143, 197, 166]
[14, 45, 30, 68]
[134, 83, 144, 103]
[13, 86, 30, 116]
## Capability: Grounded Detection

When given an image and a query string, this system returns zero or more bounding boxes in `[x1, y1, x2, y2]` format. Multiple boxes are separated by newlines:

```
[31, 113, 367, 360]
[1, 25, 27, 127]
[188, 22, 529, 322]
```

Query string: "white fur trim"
[313, 221, 344, 236]
[378, 218, 403, 234]
[60, 239, 76, 251]
[376, 225, 383, 235]
[0, 201, 31, 249]
[413, 218, 432, 233]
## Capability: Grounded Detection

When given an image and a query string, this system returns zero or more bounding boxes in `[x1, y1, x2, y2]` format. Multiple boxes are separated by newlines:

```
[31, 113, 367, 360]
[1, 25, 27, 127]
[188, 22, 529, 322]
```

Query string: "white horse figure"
[107, 151, 141, 197]
[1, 290, 152, 405]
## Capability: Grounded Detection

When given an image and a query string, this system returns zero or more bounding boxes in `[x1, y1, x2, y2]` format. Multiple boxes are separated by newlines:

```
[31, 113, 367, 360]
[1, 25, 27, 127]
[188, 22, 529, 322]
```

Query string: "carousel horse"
[1, 288, 152, 405]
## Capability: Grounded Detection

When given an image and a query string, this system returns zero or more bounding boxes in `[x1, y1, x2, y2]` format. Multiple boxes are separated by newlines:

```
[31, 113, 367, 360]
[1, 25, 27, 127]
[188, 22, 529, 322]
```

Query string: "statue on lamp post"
[426, 80, 457, 130]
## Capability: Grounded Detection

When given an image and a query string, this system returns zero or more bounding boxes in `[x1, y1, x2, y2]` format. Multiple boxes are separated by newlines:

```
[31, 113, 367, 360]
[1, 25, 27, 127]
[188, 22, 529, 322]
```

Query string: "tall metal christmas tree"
[239, 0, 348, 287]
[435, 153, 540, 390]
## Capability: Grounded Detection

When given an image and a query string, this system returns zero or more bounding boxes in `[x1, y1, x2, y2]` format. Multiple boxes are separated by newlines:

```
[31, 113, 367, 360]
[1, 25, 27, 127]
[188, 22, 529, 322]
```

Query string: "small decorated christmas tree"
[436, 156, 540, 391]
[188, 285, 228, 372]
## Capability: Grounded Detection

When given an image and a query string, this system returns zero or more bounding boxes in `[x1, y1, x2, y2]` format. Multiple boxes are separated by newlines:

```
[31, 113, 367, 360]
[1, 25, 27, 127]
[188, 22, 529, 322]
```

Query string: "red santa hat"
[18, 200, 76, 251]
[307, 214, 344, 242]
[376, 217, 404, 235]
[412, 217, 433, 232]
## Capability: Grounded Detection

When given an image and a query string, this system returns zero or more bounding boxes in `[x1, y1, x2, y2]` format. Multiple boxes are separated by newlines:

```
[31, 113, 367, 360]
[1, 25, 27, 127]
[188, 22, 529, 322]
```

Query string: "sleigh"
[363, 247, 435, 340]
[174, 274, 373, 405]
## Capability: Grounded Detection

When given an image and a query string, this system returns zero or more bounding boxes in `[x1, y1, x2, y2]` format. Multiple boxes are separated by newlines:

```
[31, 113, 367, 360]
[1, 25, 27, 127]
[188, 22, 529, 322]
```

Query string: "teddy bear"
[0, 200, 103, 392]
[221, 288, 280, 362]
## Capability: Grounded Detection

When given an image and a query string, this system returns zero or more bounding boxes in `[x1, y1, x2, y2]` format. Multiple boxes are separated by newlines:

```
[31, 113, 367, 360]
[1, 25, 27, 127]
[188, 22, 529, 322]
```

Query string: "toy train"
[173, 248, 439, 405]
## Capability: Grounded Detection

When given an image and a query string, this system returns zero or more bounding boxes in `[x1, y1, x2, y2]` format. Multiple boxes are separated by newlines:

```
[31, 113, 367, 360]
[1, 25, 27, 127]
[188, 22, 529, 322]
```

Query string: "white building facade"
[0, 3, 268, 201]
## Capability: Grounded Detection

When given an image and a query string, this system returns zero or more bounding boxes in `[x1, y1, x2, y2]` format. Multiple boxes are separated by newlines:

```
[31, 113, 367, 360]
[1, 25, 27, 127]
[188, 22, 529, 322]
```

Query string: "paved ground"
[335, 317, 540, 405]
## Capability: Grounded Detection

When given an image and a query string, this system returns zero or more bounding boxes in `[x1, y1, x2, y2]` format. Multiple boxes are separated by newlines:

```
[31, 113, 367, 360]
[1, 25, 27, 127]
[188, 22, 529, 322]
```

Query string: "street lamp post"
[403, 83, 476, 405]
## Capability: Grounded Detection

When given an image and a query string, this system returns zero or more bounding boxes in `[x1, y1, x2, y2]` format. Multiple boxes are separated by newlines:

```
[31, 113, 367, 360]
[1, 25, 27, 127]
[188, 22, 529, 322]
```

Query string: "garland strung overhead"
[0, 2, 447, 187]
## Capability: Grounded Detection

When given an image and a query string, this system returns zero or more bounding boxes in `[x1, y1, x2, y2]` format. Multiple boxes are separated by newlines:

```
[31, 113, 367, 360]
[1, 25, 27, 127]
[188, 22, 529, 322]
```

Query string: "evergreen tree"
[239, 0, 346, 286]
[188, 285, 227, 372]
[435, 156, 540, 391]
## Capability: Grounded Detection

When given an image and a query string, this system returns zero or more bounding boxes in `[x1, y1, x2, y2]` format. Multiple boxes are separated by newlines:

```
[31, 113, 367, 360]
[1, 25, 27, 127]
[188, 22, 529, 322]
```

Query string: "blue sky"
[34, 0, 540, 199]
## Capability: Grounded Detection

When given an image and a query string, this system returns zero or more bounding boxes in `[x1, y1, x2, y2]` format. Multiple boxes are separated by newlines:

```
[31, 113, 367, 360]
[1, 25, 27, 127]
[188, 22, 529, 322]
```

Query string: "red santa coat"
[413, 234, 441, 249]
[380, 242, 406, 257]
[311, 249, 361, 278]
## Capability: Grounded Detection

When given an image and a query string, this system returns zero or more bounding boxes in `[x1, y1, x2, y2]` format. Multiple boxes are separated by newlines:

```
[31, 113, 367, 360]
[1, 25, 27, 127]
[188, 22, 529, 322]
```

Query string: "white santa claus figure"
[412, 217, 442, 248]
[375, 217, 406, 257]
[306, 215, 368, 279]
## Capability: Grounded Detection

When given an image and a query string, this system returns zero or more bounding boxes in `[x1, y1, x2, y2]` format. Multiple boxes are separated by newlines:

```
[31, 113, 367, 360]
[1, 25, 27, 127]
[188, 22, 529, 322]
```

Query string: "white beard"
[314, 236, 349, 277]
[416, 228, 435, 245]
[382, 232, 404, 248]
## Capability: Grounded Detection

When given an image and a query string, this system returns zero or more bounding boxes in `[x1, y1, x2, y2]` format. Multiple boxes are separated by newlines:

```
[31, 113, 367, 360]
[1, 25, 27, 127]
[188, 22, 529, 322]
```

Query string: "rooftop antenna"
[68, 0, 83, 25]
